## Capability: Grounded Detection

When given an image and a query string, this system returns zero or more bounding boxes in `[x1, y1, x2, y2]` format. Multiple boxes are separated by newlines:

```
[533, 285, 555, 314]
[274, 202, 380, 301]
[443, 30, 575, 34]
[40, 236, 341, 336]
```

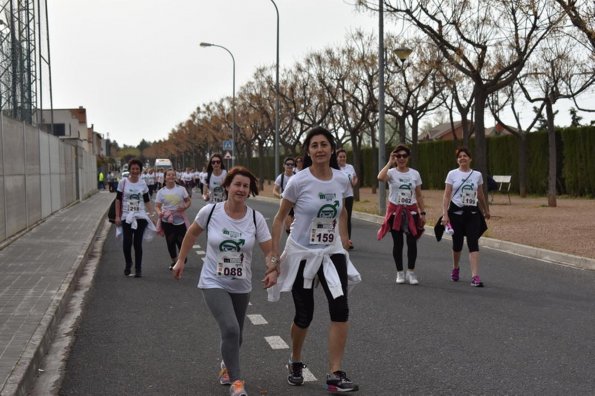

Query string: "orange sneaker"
[218, 361, 231, 385]
[229, 379, 247, 396]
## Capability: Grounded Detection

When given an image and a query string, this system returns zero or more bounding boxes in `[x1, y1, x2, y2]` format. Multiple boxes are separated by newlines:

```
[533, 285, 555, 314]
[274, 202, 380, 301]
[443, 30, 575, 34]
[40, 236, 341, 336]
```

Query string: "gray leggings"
[202, 288, 250, 382]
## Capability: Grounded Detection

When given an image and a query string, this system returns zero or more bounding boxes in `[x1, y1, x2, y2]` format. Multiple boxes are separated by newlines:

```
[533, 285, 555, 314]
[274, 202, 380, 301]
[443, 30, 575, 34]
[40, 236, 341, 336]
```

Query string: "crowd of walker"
[107, 126, 491, 396]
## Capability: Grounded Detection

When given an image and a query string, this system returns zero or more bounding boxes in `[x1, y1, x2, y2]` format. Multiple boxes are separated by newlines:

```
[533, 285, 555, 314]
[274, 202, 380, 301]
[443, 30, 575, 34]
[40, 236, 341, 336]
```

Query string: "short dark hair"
[223, 166, 259, 197]
[455, 146, 472, 158]
[391, 144, 410, 156]
[336, 148, 347, 156]
[283, 156, 295, 165]
[128, 158, 143, 171]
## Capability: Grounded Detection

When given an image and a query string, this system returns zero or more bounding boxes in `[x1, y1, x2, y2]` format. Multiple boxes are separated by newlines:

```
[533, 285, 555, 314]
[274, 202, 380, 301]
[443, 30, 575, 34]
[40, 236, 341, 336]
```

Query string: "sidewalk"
[0, 188, 593, 396]
[0, 191, 114, 396]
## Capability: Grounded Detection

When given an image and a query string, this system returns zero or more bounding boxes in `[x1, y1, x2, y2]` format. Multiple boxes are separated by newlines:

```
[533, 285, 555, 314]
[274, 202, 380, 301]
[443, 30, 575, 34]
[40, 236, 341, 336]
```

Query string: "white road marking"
[302, 368, 317, 382]
[192, 244, 201, 249]
[247, 314, 268, 325]
[195, 250, 205, 255]
[264, 336, 289, 350]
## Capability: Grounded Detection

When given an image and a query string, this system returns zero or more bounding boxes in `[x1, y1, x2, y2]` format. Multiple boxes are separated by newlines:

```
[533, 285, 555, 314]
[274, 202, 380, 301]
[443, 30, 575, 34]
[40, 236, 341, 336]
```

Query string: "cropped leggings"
[449, 208, 481, 253]
[161, 222, 187, 260]
[291, 254, 349, 329]
[202, 288, 250, 383]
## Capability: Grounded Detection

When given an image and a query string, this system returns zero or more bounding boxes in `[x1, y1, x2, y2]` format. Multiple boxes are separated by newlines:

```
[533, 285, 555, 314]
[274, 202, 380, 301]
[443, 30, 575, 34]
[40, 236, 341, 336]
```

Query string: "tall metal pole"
[377, 0, 386, 216]
[199, 42, 236, 167]
[270, 0, 280, 179]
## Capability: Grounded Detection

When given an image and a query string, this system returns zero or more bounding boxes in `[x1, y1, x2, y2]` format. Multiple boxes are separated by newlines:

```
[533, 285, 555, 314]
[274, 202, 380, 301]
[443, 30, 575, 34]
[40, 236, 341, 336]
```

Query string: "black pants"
[291, 254, 349, 328]
[344, 196, 354, 239]
[122, 219, 148, 273]
[161, 222, 187, 260]
[390, 229, 418, 271]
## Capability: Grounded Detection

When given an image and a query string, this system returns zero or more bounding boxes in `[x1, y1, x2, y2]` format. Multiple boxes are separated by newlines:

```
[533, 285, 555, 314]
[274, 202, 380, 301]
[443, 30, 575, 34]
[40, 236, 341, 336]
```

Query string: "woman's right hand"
[172, 260, 184, 280]
[441, 214, 450, 225]
[115, 217, 121, 226]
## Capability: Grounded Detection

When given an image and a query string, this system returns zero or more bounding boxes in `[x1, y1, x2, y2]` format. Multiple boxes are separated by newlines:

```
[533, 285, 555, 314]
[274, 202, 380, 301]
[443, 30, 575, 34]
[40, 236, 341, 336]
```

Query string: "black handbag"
[107, 199, 117, 223]
[107, 179, 125, 223]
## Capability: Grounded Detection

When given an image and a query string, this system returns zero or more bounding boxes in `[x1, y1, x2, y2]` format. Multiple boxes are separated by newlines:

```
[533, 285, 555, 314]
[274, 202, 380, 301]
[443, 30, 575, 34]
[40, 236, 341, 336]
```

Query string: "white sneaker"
[396, 271, 405, 284]
[406, 271, 419, 285]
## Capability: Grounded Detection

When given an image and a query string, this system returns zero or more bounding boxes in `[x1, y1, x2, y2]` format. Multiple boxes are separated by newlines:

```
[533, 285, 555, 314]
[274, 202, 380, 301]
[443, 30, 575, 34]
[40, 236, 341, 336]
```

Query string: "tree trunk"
[257, 139, 265, 192]
[410, 116, 419, 168]
[545, 100, 557, 207]
[518, 134, 528, 198]
[350, 132, 361, 201]
[473, 92, 489, 199]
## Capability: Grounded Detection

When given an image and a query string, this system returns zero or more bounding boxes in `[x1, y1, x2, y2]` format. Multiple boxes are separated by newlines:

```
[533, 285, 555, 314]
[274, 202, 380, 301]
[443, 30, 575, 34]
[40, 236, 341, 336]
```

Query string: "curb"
[254, 196, 595, 272]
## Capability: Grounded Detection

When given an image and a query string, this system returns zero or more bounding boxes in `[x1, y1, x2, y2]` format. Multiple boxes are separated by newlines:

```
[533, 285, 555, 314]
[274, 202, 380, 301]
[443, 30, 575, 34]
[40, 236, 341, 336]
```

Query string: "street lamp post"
[378, 0, 387, 216]
[200, 42, 236, 167]
[270, 0, 280, 180]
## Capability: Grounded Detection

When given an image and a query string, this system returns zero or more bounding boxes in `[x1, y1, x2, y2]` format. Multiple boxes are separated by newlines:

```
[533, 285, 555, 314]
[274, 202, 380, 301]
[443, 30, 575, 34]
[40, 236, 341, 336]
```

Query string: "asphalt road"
[57, 196, 595, 395]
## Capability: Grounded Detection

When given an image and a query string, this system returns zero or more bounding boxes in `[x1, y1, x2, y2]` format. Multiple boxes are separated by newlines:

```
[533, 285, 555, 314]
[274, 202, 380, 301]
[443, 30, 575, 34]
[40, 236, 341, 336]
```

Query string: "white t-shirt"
[118, 179, 149, 216]
[207, 170, 228, 203]
[339, 164, 357, 195]
[282, 168, 351, 249]
[445, 169, 483, 208]
[155, 185, 189, 225]
[196, 203, 271, 293]
[387, 168, 422, 206]
[274, 172, 294, 193]
[181, 171, 194, 182]
[146, 173, 156, 186]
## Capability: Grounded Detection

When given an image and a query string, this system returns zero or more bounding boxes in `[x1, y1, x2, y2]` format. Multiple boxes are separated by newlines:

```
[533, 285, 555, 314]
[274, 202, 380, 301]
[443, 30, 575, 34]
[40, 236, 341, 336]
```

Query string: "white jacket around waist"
[267, 236, 361, 302]
[116, 211, 157, 242]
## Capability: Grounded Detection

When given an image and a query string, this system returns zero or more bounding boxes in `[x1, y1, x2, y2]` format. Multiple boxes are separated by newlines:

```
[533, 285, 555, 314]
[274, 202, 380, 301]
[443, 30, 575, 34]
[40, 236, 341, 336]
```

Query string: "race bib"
[461, 190, 478, 206]
[212, 187, 225, 203]
[126, 198, 141, 212]
[216, 251, 246, 279]
[309, 218, 336, 245]
[398, 190, 413, 205]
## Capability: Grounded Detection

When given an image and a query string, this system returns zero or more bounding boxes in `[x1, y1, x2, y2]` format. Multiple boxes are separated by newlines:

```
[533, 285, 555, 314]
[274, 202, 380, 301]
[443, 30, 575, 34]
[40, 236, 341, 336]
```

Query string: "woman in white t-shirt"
[203, 154, 228, 203]
[155, 169, 191, 270]
[270, 126, 360, 393]
[377, 144, 426, 285]
[172, 166, 276, 396]
[442, 147, 491, 287]
[336, 149, 358, 249]
[115, 159, 157, 278]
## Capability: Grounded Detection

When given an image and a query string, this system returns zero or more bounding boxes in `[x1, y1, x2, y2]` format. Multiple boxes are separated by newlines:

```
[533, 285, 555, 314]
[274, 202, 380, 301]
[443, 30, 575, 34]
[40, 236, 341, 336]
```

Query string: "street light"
[200, 41, 236, 167]
[377, 3, 412, 215]
[270, 0, 280, 180]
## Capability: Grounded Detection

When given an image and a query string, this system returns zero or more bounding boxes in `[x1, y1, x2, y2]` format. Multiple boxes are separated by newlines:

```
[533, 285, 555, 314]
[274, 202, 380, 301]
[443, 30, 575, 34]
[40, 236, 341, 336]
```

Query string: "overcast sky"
[48, 1, 593, 147]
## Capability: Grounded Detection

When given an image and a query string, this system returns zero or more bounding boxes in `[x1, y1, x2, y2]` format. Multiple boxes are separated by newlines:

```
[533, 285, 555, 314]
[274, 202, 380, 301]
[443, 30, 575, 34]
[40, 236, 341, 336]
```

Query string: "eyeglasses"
[211, 160, 221, 164]
[395, 154, 409, 159]
[285, 163, 295, 167]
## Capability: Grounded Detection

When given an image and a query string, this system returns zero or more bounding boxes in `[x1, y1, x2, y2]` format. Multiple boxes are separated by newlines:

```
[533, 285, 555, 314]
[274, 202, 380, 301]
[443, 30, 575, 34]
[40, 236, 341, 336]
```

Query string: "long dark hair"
[302, 126, 339, 170]
[206, 153, 226, 185]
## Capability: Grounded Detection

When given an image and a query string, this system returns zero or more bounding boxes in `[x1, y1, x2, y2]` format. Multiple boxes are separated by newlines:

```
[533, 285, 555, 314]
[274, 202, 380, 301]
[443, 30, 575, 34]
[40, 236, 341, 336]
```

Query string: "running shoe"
[451, 267, 460, 282]
[229, 379, 247, 396]
[219, 361, 231, 385]
[406, 271, 419, 285]
[471, 275, 484, 287]
[396, 271, 405, 284]
[326, 370, 359, 393]
[287, 359, 306, 386]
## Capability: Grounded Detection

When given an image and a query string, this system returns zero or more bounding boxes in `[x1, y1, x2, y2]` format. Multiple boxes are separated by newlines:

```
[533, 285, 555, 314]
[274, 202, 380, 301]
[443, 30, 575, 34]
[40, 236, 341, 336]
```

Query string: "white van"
[154, 158, 173, 171]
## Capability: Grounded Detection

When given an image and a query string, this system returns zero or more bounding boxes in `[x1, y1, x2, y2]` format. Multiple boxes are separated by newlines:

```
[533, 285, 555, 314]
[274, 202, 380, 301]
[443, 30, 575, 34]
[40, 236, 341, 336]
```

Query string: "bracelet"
[269, 256, 279, 265]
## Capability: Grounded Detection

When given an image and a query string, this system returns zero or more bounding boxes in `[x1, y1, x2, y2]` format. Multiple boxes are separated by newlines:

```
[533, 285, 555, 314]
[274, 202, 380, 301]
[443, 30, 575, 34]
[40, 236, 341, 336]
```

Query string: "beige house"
[419, 120, 513, 141]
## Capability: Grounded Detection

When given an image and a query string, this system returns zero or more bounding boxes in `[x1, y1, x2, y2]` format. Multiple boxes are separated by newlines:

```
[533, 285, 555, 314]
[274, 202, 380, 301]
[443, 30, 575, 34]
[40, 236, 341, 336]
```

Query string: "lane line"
[264, 336, 289, 350]
[247, 314, 268, 325]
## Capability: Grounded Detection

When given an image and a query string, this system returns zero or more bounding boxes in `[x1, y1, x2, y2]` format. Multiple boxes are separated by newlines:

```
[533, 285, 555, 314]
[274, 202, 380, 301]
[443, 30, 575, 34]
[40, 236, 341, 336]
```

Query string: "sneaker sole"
[287, 377, 304, 386]
[327, 384, 360, 393]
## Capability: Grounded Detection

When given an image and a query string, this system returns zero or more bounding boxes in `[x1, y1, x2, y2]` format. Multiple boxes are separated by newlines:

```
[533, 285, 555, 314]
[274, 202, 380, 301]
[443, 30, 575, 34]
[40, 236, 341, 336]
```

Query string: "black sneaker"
[287, 359, 306, 386]
[326, 370, 359, 393]
[134, 272, 142, 278]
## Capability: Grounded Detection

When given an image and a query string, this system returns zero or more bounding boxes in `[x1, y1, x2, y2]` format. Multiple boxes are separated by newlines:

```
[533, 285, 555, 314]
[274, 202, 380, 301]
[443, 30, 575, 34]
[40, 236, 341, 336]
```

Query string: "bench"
[490, 175, 512, 204]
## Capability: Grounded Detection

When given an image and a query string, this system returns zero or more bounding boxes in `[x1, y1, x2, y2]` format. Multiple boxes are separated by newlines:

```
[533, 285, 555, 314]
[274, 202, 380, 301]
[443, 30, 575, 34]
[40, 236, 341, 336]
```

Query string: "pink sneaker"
[451, 267, 460, 282]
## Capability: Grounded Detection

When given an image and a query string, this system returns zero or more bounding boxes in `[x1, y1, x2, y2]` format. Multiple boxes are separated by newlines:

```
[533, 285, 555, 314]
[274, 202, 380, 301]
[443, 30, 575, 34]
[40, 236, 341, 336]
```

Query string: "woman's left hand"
[262, 270, 278, 289]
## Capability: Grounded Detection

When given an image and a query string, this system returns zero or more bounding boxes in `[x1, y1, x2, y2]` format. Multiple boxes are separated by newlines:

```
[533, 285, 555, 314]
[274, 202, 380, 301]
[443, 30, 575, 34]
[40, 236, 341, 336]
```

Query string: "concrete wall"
[0, 113, 97, 245]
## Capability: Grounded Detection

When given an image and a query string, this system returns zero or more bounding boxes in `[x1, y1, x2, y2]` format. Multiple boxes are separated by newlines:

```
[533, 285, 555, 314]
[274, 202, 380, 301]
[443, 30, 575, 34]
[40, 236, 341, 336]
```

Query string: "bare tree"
[554, 0, 595, 50]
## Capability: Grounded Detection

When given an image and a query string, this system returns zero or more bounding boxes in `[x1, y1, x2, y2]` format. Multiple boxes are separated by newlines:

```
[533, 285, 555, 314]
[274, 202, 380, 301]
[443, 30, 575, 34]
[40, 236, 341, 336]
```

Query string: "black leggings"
[291, 254, 349, 328]
[344, 196, 354, 239]
[450, 208, 481, 253]
[122, 219, 148, 273]
[161, 222, 187, 260]
[390, 229, 418, 271]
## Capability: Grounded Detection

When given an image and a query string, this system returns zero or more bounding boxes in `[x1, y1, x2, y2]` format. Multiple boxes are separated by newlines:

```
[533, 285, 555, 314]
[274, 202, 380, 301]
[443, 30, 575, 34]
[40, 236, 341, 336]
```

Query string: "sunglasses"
[285, 163, 295, 166]
[211, 160, 221, 164]
[394, 154, 409, 159]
